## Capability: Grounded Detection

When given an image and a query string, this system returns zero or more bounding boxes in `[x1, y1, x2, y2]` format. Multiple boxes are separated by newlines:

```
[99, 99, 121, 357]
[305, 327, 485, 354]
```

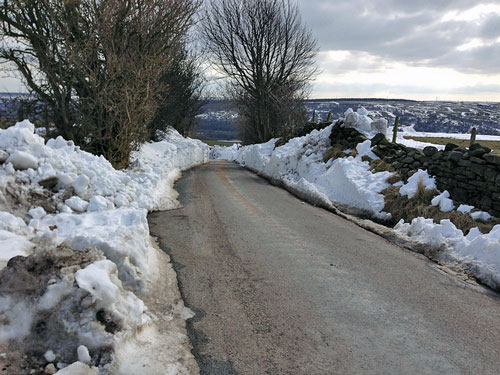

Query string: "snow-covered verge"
[211, 108, 500, 291]
[212, 109, 392, 219]
[0, 121, 208, 374]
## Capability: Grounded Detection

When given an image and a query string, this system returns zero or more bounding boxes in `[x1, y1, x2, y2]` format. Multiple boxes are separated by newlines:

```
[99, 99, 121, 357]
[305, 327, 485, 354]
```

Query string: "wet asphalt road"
[148, 161, 500, 375]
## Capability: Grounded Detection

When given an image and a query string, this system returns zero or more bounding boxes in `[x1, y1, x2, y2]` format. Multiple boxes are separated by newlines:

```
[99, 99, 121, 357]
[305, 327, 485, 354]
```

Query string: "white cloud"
[312, 49, 500, 101]
[441, 3, 500, 22]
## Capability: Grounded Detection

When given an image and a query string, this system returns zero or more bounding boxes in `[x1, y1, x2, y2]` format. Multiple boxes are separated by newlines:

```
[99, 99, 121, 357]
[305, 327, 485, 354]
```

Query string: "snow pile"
[344, 107, 388, 136]
[209, 143, 241, 162]
[0, 121, 208, 373]
[396, 219, 500, 289]
[212, 120, 392, 219]
[431, 191, 455, 212]
[399, 169, 437, 198]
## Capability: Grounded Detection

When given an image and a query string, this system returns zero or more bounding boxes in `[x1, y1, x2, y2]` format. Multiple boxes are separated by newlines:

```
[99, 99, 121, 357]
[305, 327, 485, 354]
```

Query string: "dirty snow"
[0, 121, 208, 373]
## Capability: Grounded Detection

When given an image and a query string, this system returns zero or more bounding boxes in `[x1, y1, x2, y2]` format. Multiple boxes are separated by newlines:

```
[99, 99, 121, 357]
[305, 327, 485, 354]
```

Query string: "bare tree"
[0, 0, 200, 167]
[202, 0, 317, 144]
[149, 45, 206, 139]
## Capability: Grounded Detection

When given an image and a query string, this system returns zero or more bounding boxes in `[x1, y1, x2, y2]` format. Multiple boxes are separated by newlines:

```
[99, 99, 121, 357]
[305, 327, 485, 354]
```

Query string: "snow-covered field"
[211, 108, 500, 291]
[398, 130, 500, 141]
[0, 121, 209, 374]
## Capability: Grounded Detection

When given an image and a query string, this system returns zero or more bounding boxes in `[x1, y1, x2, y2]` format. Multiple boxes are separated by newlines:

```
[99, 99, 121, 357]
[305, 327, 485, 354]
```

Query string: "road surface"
[148, 161, 500, 375]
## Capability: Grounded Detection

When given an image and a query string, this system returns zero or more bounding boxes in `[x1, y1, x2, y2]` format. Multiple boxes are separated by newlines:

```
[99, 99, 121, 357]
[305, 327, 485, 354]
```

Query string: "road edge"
[235, 162, 495, 295]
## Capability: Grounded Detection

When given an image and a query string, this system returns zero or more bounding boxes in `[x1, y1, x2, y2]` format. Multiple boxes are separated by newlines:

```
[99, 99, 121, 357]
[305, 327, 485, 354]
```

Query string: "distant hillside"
[195, 99, 500, 140]
[2, 95, 499, 140]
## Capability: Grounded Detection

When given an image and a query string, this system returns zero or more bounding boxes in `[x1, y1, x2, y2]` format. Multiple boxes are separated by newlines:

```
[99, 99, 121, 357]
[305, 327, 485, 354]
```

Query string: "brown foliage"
[323, 146, 347, 162]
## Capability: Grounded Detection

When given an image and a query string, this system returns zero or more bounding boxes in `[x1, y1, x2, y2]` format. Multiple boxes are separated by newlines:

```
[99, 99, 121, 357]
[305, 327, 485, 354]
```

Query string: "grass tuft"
[323, 146, 346, 162]
[369, 158, 395, 173]
[386, 173, 402, 184]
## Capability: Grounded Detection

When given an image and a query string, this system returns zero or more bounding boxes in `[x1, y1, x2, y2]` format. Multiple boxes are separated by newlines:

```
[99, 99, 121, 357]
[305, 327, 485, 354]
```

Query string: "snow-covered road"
[149, 161, 500, 375]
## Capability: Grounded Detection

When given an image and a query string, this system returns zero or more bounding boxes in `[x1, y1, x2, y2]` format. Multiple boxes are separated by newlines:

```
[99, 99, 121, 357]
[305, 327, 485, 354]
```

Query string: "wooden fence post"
[392, 116, 399, 144]
[470, 127, 477, 147]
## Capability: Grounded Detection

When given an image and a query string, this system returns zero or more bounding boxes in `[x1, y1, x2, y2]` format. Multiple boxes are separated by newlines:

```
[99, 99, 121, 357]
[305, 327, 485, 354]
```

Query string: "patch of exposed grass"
[369, 158, 395, 173]
[386, 173, 402, 184]
[367, 158, 402, 184]
[382, 183, 500, 234]
[403, 136, 500, 155]
[323, 146, 347, 162]
[0, 119, 16, 129]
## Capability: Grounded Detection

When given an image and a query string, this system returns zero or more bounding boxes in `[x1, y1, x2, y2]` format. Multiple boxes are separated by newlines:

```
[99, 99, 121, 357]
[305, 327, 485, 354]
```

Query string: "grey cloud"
[298, 0, 500, 74]
[434, 43, 500, 74]
[480, 13, 500, 40]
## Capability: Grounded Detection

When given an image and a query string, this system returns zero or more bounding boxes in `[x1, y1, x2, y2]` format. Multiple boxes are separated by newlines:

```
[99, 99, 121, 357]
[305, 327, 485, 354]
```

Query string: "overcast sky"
[298, 0, 500, 101]
[1, 1, 499, 101]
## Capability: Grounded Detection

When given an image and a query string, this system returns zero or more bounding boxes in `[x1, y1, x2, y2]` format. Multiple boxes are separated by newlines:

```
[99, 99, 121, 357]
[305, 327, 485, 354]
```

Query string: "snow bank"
[212, 109, 500, 290]
[129, 129, 209, 211]
[212, 114, 392, 219]
[396, 218, 500, 289]
[0, 121, 208, 373]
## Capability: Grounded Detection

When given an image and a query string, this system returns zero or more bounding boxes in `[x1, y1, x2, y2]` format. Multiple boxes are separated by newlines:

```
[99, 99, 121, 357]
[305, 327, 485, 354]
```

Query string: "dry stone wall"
[329, 121, 500, 216]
